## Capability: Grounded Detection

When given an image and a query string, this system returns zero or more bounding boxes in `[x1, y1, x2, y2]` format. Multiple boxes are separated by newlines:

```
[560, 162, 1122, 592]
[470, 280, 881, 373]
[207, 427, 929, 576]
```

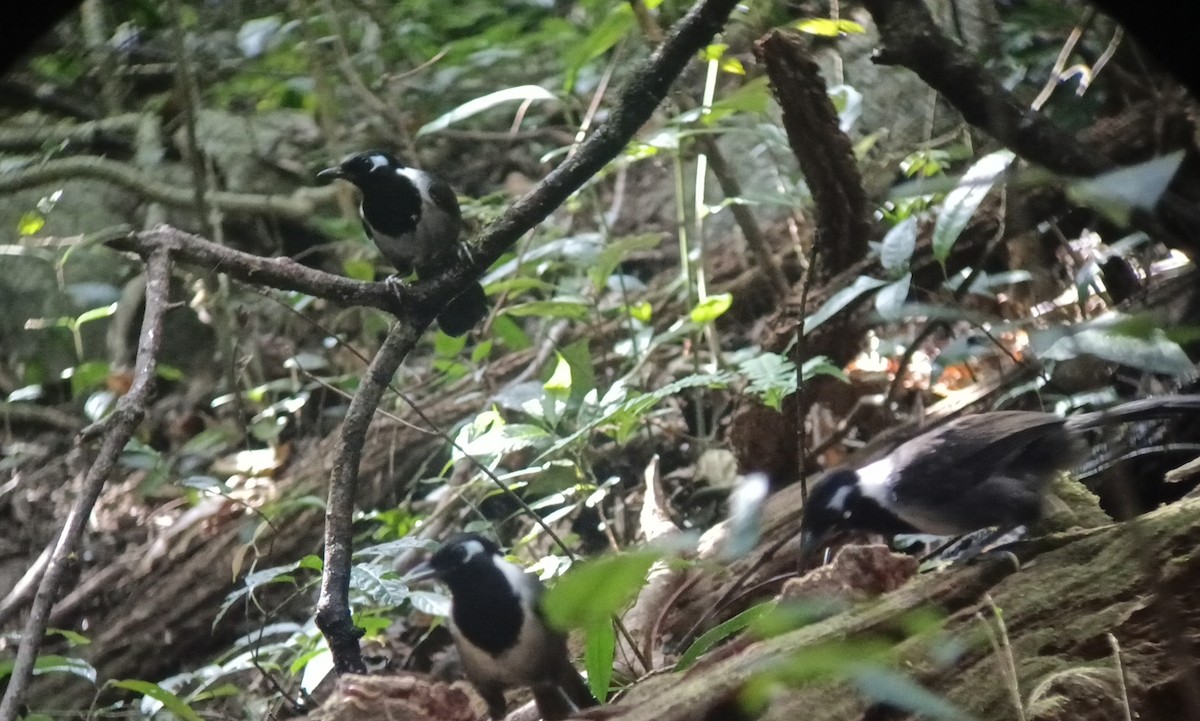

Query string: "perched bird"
[800, 395, 1200, 558]
[318, 150, 488, 336]
[406, 533, 597, 721]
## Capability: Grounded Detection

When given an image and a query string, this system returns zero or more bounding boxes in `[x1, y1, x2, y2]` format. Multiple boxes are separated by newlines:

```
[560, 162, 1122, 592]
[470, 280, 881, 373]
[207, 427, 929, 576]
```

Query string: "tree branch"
[0, 156, 334, 220]
[0, 247, 170, 721]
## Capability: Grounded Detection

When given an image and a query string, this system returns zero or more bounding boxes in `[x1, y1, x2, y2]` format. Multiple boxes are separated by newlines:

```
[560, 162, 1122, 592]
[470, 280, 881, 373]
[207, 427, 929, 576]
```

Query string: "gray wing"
[885, 412, 1076, 531]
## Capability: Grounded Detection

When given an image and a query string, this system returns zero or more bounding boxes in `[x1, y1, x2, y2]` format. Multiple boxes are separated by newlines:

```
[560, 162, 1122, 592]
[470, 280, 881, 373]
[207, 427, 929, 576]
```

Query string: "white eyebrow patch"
[368, 153, 390, 170]
[828, 485, 853, 511]
[460, 539, 486, 562]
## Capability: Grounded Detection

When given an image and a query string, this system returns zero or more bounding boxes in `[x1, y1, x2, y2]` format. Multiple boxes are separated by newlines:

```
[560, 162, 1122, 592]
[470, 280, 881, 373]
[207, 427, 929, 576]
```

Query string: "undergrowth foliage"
[2, 0, 1198, 720]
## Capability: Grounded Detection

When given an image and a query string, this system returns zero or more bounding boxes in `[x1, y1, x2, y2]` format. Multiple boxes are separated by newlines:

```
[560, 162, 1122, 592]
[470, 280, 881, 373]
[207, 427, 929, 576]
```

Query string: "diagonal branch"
[313, 0, 744, 674]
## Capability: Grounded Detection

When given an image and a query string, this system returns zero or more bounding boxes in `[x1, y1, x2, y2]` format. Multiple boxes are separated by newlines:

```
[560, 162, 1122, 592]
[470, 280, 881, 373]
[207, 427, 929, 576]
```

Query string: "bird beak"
[317, 166, 345, 181]
[799, 529, 822, 561]
[404, 561, 438, 584]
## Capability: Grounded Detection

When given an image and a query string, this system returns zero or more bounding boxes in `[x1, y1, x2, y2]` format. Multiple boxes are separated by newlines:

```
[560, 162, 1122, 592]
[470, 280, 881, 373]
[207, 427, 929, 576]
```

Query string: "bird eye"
[841, 509, 852, 520]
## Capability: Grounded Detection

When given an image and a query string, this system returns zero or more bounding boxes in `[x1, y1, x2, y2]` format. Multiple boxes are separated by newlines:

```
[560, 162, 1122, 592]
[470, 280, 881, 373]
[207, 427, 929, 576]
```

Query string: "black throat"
[359, 173, 422, 237]
[443, 562, 524, 656]
[849, 494, 921, 537]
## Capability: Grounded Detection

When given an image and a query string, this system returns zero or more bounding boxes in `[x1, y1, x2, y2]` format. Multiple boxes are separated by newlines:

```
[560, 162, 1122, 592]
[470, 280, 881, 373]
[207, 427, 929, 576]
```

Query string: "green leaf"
[542, 549, 662, 630]
[801, 356, 849, 383]
[545, 352, 573, 394]
[298, 555, 323, 571]
[435, 329, 469, 358]
[69, 361, 111, 398]
[111, 679, 204, 721]
[932, 150, 1015, 264]
[504, 300, 592, 321]
[471, 339, 494, 363]
[557, 338, 596, 409]
[676, 601, 776, 671]
[76, 302, 118, 326]
[18, 210, 45, 236]
[701, 43, 729, 62]
[492, 314, 533, 350]
[417, 85, 559, 136]
[879, 216, 919, 273]
[1067, 150, 1185, 226]
[628, 301, 652, 323]
[720, 57, 745, 75]
[343, 258, 376, 282]
[849, 665, 978, 721]
[874, 273, 911, 320]
[803, 276, 889, 334]
[737, 353, 795, 411]
[690, 293, 733, 324]
[702, 77, 771, 122]
[461, 423, 553, 458]
[584, 621, 615, 703]
[564, 5, 635, 92]
[47, 628, 91, 646]
[794, 18, 866, 35]
[589, 234, 662, 291]
[0, 655, 96, 683]
[1039, 326, 1192, 376]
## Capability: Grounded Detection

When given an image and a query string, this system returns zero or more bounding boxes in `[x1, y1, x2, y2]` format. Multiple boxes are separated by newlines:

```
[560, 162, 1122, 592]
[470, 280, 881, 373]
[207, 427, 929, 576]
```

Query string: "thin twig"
[0, 247, 171, 721]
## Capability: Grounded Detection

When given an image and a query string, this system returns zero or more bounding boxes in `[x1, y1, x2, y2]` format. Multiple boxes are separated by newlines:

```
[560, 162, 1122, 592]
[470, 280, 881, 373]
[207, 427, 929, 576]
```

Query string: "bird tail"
[436, 282, 488, 337]
[1066, 394, 1200, 431]
[532, 665, 598, 721]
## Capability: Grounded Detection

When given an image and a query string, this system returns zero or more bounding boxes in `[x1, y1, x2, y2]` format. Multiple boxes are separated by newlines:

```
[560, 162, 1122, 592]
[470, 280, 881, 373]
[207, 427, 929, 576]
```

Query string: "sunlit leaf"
[701, 43, 729, 61]
[461, 423, 553, 458]
[720, 57, 745, 75]
[1068, 150, 1185, 226]
[803, 275, 889, 334]
[545, 352, 573, 394]
[628, 301, 652, 323]
[690, 293, 733, 324]
[418, 85, 559, 136]
[932, 150, 1015, 265]
[874, 273, 911, 320]
[794, 18, 866, 36]
[17, 210, 45, 236]
[1039, 326, 1192, 376]
[879, 215, 919, 273]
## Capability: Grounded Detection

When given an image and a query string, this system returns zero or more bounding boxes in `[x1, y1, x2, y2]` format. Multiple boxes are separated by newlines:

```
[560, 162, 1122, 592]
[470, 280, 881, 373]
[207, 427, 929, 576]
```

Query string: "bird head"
[799, 469, 866, 559]
[317, 150, 405, 187]
[799, 465, 920, 561]
[405, 532, 502, 587]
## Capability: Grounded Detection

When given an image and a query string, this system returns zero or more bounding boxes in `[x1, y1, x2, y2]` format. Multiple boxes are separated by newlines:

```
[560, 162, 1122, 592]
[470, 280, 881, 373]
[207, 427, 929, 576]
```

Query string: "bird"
[405, 533, 597, 721]
[318, 150, 489, 337]
[799, 395, 1200, 558]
